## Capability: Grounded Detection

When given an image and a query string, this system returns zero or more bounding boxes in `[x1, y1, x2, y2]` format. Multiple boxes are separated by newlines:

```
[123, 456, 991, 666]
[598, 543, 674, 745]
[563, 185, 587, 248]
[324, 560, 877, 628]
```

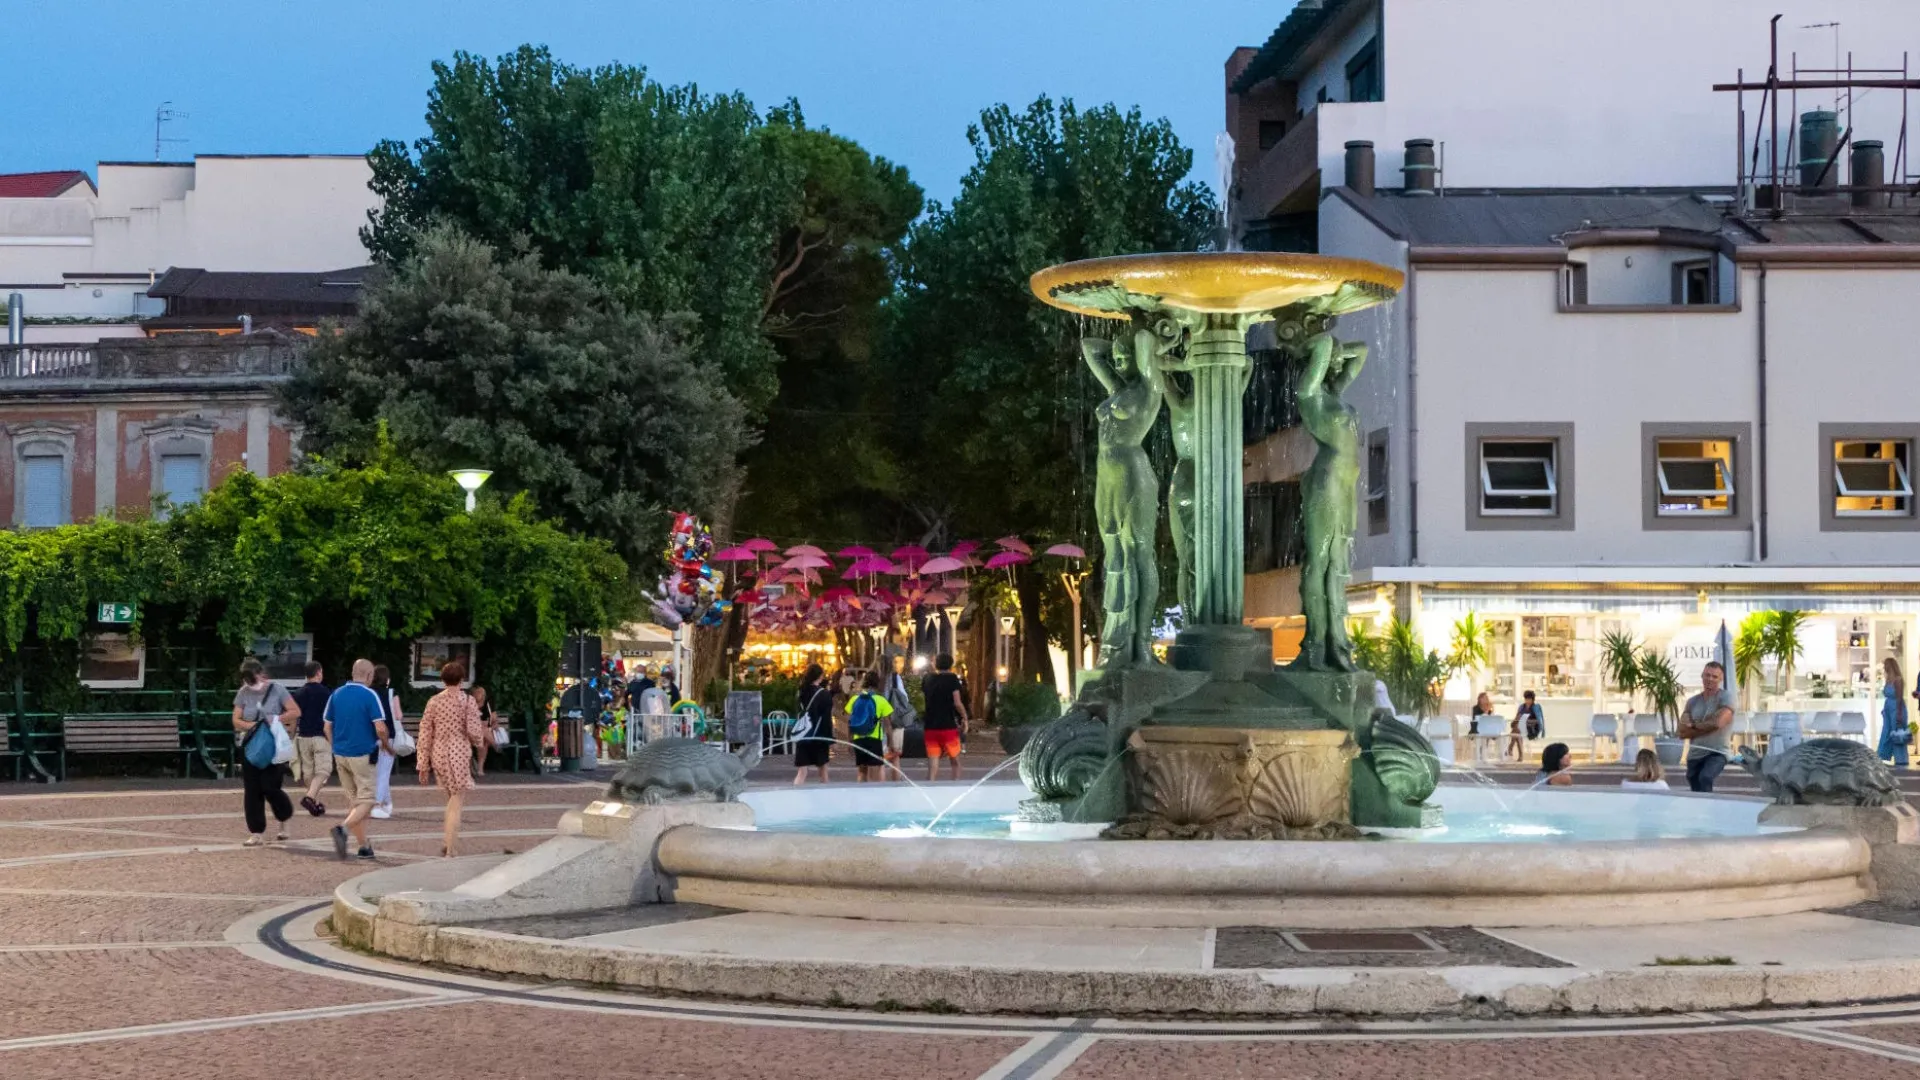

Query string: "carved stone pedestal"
[1104, 726, 1360, 840]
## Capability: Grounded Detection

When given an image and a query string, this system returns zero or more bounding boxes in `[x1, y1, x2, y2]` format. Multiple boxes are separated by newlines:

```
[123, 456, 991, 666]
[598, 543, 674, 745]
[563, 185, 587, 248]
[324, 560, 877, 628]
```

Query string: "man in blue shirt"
[323, 658, 390, 859]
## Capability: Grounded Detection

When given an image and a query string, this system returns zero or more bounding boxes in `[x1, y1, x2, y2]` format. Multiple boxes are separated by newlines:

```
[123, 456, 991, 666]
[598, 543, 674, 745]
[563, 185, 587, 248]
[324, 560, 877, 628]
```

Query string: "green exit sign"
[96, 602, 136, 624]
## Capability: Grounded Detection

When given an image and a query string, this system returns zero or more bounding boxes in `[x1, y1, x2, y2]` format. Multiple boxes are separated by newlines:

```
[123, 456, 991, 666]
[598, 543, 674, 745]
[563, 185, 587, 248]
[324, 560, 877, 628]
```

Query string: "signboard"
[724, 691, 764, 746]
[96, 602, 136, 624]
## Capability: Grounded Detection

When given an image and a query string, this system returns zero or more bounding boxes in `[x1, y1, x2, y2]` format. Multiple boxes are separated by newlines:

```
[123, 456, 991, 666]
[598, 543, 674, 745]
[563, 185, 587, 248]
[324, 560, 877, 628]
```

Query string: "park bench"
[52, 714, 193, 780]
[0, 717, 20, 782]
[486, 713, 533, 773]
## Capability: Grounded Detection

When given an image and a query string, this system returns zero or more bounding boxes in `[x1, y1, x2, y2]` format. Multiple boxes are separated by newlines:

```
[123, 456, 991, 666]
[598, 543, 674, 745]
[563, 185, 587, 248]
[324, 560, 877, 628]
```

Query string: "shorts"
[850, 735, 887, 769]
[793, 737, 832, 768]
[924, 728, 962, 758]
[295, 736, 333, 785]
[335, 753, 377, 808]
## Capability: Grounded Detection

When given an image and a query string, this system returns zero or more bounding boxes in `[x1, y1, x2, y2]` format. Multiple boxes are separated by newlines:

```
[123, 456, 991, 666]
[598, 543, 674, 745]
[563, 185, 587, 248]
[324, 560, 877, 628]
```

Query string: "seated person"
[1537, 742, 1574, 787]
[1619, 748, 1668, 791]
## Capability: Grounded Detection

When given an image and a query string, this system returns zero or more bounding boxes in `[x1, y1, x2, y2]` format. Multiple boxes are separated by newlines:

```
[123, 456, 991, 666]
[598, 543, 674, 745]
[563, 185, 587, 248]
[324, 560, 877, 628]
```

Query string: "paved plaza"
[9, 766, 1920, 1078]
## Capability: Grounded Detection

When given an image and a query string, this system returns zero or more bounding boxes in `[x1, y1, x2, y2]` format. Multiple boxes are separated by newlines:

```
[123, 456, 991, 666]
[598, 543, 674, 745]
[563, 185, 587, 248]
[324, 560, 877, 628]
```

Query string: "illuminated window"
[1655, 439, 1734, 516]
[1834, 439, 1912, 517]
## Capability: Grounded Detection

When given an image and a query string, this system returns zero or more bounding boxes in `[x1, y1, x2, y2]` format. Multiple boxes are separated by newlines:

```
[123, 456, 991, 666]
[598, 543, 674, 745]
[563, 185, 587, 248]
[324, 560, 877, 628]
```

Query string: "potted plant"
[1447, 613, 1493, 698]
[1599, 629, 1642, 713]
[1381, 618, 1452, 721]
[1637, 649, 1687, 766]
[1733, 614, 1768, 712]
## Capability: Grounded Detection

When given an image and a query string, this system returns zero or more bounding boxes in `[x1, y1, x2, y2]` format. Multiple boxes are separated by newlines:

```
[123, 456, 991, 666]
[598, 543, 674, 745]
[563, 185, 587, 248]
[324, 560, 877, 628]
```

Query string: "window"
[1834, 439, 1912, 517]
[158, 453, 205, 513]
[1480, 440, 1558, 516]
[1366, 429, 1389, 534]
[1345, 37, 1382, 103]
[1316, 86, 1331, 105]
[20, 454, 66, 527]
[1672, 260, 1713, 305]
[1257, 120, 1287, 150]
[1563, 264, 1589, 306]
[1655, 439, 1734, 516]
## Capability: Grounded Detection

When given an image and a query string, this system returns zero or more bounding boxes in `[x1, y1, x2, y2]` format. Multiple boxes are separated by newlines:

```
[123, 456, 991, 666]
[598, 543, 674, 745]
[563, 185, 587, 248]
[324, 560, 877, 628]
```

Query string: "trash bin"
[558, 711, 585, 773]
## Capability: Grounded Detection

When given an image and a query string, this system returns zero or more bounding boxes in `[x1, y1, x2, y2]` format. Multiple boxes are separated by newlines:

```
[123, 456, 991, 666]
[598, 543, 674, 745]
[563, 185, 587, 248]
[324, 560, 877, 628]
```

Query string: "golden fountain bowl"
[1030, 251, 1405, 320]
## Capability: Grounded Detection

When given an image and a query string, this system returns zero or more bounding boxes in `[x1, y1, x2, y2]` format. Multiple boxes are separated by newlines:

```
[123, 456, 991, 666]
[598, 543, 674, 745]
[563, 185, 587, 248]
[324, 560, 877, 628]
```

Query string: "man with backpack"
[846, 671, 894, 782]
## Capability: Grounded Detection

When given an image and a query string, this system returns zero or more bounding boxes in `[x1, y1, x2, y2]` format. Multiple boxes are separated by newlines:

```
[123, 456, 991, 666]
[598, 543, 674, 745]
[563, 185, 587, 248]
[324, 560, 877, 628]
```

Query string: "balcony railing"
[1237, 106, 1321, 222]
[0, 334, 304, 386]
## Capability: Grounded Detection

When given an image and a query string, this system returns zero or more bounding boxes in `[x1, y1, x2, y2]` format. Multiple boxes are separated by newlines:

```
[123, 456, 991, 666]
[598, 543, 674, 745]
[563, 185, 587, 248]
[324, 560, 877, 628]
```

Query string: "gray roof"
[1329, 187, 1920, 249]
[1232, 0, 1365, 94]
[147, 265, 372, 303]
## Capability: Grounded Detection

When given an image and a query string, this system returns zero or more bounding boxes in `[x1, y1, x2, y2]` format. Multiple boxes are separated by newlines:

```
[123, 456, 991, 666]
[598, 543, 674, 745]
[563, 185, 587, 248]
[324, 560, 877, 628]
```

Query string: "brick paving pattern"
[4, 770, 1920, 1079]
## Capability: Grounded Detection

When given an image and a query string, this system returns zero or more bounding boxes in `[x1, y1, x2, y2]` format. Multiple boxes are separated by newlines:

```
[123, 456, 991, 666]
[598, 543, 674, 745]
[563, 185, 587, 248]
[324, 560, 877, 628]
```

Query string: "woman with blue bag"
[233, 658, 299, 846]
[1880, 657, 1909, 770]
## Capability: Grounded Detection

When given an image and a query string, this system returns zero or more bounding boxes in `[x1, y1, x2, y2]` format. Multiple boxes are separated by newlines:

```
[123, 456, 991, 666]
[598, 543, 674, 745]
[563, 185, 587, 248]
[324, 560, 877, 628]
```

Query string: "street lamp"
[448, 469, 493, 513]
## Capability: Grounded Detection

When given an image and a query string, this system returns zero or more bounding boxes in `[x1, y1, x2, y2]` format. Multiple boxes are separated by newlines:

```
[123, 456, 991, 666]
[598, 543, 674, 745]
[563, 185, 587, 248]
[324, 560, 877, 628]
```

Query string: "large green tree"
[282, 226, 745, 575]
[887, 97, 1214, 674]
[363, 46, 793, 414]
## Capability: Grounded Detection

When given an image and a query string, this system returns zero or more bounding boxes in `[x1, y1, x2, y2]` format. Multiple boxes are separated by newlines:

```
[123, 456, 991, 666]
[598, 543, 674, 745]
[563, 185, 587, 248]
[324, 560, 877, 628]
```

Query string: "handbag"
[388, 719, 417, 757]
[242, 720, 277, 769]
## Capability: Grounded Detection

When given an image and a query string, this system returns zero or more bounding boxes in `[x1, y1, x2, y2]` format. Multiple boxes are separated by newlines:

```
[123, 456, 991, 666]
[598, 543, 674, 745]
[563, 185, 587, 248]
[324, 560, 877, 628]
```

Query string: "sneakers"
[275, 829, 289, 842]
[330, 825, 348, 860]
[356, 846, 376, 860]
[370, 804, 392, 820]
[300, 796, 324, 817]
[243, 835, 264, 847]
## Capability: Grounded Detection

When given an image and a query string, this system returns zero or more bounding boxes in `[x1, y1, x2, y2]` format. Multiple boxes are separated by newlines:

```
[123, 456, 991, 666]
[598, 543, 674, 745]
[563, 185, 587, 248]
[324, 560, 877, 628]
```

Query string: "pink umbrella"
[782, 554, 833, 570]
[922, 590, 952, 606]
[818, 586, 856, 602]
[985, 550, 1031, 570]
[951, 540, 981, 557]
[785, 543, 827, 557]
[742, 538, 779, 552]
[713, 545, 758, 562]
[1043, 543, 1086, 558]
[773, 592, 806, 608]
[836, 544, 876, 558]
[994, 535, 1032, 555]
[919, 555, 965, 575]
[846, 555, 893, 576]
[939, 576, 968, 592]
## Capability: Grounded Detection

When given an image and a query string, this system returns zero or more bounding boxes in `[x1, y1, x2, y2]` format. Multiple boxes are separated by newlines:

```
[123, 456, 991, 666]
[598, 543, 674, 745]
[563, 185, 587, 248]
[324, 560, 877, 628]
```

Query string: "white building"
[1229, 0, 1920, 740]
[0, 155, 375, 341]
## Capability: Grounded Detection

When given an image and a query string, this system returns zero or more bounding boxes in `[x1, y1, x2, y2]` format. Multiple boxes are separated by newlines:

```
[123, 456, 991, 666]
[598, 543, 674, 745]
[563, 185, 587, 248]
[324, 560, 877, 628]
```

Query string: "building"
[0, 332, 305, 527]
[0, 155, 376, 342]
[1230, 1, 1920, 736]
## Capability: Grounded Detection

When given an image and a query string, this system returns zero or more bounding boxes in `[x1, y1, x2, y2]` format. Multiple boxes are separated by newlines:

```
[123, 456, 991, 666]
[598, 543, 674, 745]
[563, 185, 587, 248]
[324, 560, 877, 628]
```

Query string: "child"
[845, 672, 894, 782]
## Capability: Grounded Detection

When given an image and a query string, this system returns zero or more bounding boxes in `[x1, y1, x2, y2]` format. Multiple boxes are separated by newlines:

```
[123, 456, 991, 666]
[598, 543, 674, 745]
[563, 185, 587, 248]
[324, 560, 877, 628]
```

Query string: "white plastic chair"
[1622, 713, 1662, 760]
[1588, 713, 1620, 762]
[1838, 712, 1869, 744]
[1728, 712, 1758, 752]
[1418, 717, 1455, 765]
[1808, 711, 1845, 739]
[1767, 712, 1803, 755]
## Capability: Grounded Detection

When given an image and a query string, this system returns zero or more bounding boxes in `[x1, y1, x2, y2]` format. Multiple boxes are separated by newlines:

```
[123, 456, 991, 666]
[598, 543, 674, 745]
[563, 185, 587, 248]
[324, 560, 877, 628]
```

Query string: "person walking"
[369, 665, 407, 819]
[416, 661, 488, 857]
[920, 653, 968, 782]
[791, 663, 833, 785]
[323, 659, 390, 860]
[846, 672, 894, 782]
[1880, 657, 1910, 769]
[232, 658, 298, 846]
[1676, 661, 1737, 793]
[290, 662, 333, 817]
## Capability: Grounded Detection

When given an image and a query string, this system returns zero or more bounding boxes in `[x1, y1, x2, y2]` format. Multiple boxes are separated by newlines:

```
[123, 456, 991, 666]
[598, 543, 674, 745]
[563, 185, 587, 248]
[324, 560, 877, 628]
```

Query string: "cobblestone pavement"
[9, 770, 1920, 1079]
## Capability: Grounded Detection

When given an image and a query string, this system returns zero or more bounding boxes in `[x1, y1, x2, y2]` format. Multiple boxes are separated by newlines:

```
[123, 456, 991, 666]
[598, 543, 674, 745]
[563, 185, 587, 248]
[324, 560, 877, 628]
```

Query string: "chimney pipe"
[1851, 139, 1886, 209]
[1402, 139, 1437, 195]
[7, 292, 21, 345]
[239, 313, 252, 335]
[1344, 140, 1375, 197]
[1798, 110, 1840, 190]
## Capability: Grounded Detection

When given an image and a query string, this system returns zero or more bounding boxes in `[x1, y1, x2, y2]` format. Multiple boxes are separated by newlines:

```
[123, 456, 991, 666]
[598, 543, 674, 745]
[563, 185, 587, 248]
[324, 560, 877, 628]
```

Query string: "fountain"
[1020, 251, 1434, 838]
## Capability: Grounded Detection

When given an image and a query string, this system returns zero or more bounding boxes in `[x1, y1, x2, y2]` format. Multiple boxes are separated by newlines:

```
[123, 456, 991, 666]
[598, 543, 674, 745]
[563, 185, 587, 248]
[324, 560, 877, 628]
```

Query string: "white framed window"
[1671, 259, 1713, 305]
[248, 635, 315, 687]
[1834, 439, 1913, 517]
[1480, 440, 1558, 516]
[411, 637, 476, 687]
[1655, 438, 1734, 516]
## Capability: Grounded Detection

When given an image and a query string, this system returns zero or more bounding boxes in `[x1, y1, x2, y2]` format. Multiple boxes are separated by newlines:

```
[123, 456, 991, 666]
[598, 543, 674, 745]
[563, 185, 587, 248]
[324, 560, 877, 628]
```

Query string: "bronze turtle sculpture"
[1736, 737, 1905, 807]
[605, 737, 763, 804]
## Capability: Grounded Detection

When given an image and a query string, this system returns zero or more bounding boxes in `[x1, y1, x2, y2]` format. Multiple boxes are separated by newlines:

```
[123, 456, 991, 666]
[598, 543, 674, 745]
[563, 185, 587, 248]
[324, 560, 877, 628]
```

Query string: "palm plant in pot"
[1637, 649, 1688, 766]
[1599, 629, 1642, 712]
[1447, 613, 1494, 696]
[1380, 618, 1452, 720]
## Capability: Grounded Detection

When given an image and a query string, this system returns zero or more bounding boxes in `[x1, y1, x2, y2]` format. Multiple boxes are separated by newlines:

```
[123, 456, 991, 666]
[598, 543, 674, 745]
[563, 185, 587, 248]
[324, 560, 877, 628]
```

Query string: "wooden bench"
[55, 714, 191, 780]
[0, 717, 19, 782]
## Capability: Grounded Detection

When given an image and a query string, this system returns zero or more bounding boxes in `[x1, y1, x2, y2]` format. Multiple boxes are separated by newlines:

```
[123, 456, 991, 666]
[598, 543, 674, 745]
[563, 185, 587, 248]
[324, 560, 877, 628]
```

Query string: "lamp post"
[942, 604, 965, 660]
[448, 469, 493, 513]
[998, 613, 1017, 681]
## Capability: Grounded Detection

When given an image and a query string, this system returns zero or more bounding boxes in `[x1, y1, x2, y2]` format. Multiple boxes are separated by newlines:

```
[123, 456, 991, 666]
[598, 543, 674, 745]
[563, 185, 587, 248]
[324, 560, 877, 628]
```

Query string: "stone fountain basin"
[649, 783, 1871, 929]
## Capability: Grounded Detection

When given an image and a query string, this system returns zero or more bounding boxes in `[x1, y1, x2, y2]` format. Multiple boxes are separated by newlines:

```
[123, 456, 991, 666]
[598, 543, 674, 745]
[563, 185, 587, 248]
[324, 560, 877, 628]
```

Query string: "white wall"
[1574, 245, 1713, 306]
[1411, 264, 1759, 567]
[1316, 0, 1918, 192]
[1294, 3, 1381, 110]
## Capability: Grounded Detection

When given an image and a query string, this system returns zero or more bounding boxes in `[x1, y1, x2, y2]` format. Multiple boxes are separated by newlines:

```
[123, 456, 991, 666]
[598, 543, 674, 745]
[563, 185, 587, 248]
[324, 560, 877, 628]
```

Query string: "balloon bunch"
[652, 512, 731, 629]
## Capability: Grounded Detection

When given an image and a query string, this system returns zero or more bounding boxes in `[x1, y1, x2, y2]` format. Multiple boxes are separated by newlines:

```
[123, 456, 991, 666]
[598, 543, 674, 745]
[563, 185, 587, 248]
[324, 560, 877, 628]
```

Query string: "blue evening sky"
[7, 0, 1286, 205]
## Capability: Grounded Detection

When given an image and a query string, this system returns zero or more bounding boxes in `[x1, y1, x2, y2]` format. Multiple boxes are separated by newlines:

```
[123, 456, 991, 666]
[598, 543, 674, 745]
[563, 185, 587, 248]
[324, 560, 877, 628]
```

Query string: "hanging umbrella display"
[919, 555, 965, 575]
[846, 555, 894, 576]
[781, 554, 833, 570]
[994, 535, 1032, 555]
[785, 543, 828, 557]
[836, 544, 877, 558]
[985, 550, 1031, 569]
[1043, 542, 1086, 559]
[742, 538, 779, 552]
[713, 545, 759, 562]
[951, 539, 982, 557]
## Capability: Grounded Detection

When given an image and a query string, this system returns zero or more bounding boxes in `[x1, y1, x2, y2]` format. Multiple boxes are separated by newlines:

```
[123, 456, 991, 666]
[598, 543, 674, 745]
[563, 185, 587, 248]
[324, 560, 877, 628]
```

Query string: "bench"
[0, 718, 19, 782]
[53, 714, 193, 780]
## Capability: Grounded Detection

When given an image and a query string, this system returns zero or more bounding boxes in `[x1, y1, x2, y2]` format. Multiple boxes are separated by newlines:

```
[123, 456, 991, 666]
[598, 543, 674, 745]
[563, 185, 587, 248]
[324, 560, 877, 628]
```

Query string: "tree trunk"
[963, 601, 994, 718]
[1014, 564, 1050, 685]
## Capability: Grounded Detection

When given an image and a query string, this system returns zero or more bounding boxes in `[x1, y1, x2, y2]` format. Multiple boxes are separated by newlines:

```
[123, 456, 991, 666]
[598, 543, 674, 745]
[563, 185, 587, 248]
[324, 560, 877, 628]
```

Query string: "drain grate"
[1283, 930, 1442, 953]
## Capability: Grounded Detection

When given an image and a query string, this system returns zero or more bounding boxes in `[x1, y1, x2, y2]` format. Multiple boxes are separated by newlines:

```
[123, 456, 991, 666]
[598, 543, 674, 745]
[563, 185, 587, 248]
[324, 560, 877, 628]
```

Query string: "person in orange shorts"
[919, 652, 969, 781]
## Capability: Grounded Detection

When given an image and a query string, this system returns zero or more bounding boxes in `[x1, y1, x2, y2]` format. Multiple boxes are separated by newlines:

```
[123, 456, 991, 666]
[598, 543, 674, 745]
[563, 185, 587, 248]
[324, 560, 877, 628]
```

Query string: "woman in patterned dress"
[416, 660, 487, 856]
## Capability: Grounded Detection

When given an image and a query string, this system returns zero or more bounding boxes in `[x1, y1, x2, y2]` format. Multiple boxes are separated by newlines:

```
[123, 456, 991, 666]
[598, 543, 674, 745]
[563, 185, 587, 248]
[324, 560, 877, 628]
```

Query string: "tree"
[1378, 618, 1450, 719]
[1599, 629, 1642, 712]
[1758, 609, 1810, 694]
[1446, 613, 1493, 693]
[363, 46, 794, 415]
[282, 226, 746, 575]
[1734, 613, 1768, 709]
[887, 97, 1214, 675]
